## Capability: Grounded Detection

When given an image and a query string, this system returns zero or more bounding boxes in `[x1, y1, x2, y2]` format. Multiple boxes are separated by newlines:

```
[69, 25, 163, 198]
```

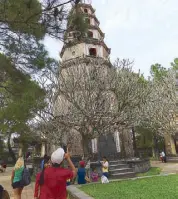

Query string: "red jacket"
[34, 167, 73, 199]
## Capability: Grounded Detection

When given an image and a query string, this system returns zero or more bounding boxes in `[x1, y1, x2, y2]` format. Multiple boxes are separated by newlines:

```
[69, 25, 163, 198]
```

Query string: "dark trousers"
[163, 156, 167, 163]
[103, 172, 109, 178]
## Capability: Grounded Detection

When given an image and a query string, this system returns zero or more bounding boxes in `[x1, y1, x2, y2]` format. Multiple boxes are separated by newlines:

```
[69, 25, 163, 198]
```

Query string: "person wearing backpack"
[11, 157, 25, 199]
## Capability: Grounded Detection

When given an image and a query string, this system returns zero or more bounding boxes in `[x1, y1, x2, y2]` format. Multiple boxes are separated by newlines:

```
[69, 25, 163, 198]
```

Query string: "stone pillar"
[114, 131, 121, 153]
[164, 134, 176, 155]
[91, 138, 98, 153]
[121, 128, 134, 158]
[18, 142, 23, 157]
[18, 148, 22, 157]
[41, 142, 46, 157]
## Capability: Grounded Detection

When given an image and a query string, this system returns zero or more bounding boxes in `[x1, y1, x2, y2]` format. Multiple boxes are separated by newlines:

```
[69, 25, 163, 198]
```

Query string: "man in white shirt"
[161, 151, 166, 163]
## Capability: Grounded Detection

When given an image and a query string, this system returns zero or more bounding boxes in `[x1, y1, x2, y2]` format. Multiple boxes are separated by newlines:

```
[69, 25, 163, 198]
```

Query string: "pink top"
[91, 172, 99, 182]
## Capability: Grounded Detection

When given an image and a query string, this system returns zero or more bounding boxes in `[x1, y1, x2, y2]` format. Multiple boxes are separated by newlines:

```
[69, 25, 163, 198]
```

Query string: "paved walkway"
[1, 161, 178, 198]
[151, 161, 178, 174]
[0, 167, 34, 199]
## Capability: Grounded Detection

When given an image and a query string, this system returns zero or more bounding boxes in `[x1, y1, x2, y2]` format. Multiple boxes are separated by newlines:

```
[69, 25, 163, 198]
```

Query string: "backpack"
[20, 167, 31, 186]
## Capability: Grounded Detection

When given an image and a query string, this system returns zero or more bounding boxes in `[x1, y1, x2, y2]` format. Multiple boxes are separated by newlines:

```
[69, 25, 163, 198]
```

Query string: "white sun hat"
[51, 148, 65, 164]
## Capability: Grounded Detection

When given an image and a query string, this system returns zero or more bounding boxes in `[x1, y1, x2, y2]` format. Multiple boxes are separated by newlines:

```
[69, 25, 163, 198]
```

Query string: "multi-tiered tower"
[54, 1, 133, 158]
[60, 2, 111, 63]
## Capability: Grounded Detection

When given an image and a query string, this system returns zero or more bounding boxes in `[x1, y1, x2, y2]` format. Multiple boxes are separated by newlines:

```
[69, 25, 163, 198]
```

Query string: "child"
[101, 156, 109, 178]
[77, 161, 90, 184]
[91, 168, 99, 182]
[77, 161, 86, 185]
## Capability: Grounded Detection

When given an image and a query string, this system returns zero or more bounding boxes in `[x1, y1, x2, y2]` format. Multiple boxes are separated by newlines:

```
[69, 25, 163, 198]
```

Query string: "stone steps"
[109, 160, 126, 164]
[109, 160, 136, 179]
[110, 164, 130, 169]
[110, 168, 133, 175]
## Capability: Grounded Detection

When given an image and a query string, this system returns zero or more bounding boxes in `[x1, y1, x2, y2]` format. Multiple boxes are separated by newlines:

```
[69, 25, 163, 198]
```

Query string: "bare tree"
[138, 68, 177, 135]
[36, 57, 177, 157]
[52, 58, 156, 156]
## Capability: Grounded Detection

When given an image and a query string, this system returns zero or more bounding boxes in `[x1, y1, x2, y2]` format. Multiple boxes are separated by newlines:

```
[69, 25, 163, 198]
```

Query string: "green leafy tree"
[0, 54, 46, 162]
[150, 63, 168, 80]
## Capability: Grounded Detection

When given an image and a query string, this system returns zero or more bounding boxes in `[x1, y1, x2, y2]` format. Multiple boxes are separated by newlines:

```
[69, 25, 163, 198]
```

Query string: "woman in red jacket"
[34, 148, 76, 199]
[34, 156, 51, 198]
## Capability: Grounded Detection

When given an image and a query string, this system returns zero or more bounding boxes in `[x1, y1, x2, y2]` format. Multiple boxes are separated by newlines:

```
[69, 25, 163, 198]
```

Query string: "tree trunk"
[7, 133, 16, 163]
[81, 134, 90, 158]
[152, 135, 159, 159]
[120, 131, 126, 158]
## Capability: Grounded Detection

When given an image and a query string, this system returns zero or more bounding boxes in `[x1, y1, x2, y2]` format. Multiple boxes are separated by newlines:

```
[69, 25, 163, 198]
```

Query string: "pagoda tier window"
[84, 8, 88, 13]
[88, 31, 93, 38]
[89, 48, 97, 57]
[68, 32, 73, 37]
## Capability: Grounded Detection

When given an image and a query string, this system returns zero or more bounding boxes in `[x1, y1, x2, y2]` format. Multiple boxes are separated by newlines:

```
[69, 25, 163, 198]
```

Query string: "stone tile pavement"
[0, 167, 34, 199]
[151, 161, 178, 174]
[1, 162, 178, 199]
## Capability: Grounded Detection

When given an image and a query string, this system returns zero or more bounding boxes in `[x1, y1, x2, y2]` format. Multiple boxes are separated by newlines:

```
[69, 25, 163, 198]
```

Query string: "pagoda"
[60, 1, 111, 64]
[54, 1, 133, 159]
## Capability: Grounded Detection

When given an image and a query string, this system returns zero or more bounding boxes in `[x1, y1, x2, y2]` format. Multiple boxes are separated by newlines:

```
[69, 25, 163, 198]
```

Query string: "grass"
[80, 175, 178, 199]
[136, 167, 162, 177]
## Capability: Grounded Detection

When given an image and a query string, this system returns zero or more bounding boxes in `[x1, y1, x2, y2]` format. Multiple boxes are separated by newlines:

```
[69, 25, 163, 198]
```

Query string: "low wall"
[67, 185, 94, 199]
[126, 159, 150, 173]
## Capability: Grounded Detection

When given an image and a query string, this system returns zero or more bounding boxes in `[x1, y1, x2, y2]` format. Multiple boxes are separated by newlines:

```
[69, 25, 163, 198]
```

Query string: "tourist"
[11, 157, 25, 199]
[34, 148, 76, 199]
[91, 167, 99, 182]
[40, 154, 48, 170]
[26, 152, 31, 162]
[0, 160, 7, 173]
[34, 156, 51, 198]
[77, 161, 90, 184]
[161, 151, 166, 163]
[0, 185, 10, 199]
[77, 161, 86, 185]
[101, 156, 109, 178]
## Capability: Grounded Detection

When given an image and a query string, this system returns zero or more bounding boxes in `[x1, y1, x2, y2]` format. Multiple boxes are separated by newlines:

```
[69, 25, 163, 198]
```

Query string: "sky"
[44, 0, 178, 77]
